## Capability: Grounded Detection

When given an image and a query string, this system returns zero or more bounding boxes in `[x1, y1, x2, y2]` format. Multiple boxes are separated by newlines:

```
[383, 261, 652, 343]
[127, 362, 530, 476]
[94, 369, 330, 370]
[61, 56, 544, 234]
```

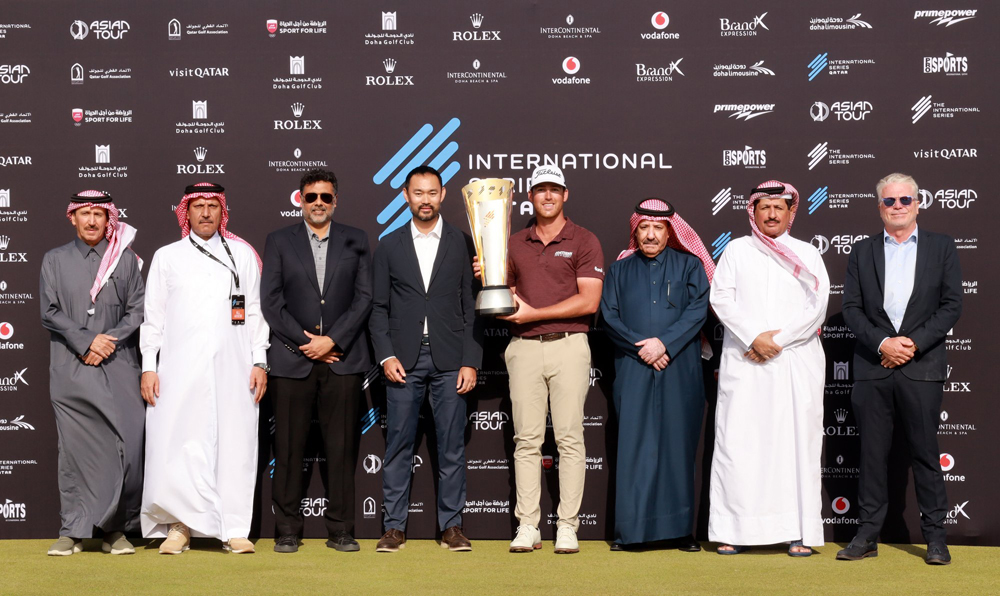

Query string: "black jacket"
[369, 219, 482, 371]
[261, 221, 373, 377]
[842, 228, 961, 382]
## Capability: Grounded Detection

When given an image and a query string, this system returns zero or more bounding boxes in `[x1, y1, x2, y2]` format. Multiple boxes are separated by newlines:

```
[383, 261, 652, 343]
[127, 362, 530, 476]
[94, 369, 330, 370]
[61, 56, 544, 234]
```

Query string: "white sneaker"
[554, 526, 579, 554]
[509, 525, 542, 553]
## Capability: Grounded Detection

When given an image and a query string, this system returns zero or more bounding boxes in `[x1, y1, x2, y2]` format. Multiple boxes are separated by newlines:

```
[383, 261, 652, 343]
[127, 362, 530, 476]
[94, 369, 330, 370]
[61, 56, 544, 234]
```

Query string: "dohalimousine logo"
[372, 118, 461, 239]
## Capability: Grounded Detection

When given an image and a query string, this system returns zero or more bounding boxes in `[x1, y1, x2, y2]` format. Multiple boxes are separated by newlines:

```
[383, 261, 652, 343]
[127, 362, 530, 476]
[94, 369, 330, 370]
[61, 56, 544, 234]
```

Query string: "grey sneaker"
[102, 532, 135, 555]
[48, 536, 83, 556]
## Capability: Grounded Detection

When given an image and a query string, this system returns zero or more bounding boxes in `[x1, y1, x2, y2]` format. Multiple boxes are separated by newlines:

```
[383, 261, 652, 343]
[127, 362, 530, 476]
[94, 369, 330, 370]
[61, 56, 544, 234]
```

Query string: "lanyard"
[189, 235, 240, 290]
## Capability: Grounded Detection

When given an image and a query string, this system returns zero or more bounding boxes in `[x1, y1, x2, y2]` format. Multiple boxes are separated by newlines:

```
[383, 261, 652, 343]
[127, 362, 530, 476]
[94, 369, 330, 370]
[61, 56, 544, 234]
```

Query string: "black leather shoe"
[610, 542, 626, 552]
[327, 530, 360, 552]
[836, 539, 878, 560]
[674, 535, 702, 552]
[274, 535, 299, 553]
[925, 542, 951, 565]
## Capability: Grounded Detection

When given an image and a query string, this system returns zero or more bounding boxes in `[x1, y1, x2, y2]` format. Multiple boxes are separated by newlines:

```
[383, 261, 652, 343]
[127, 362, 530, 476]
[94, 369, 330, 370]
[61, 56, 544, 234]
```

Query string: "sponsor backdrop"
[0, 3, 995, 544]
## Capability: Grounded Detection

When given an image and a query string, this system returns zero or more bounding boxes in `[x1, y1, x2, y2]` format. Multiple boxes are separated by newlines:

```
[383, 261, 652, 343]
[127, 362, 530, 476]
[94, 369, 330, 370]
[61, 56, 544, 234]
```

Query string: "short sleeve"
[575, 231, 605, 280]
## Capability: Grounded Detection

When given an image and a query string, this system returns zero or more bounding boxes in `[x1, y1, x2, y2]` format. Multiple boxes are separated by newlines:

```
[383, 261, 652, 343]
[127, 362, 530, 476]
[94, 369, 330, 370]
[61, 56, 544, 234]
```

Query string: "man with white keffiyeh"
[139, 183, 269, 555]
[600, 198, 713, 553]
[708, 180, 830, 557]
[41, 190, 146, 556]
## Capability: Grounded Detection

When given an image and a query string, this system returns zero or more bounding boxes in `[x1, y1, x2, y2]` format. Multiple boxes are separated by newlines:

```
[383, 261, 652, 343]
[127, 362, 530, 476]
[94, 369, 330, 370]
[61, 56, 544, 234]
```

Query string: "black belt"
[520, 332, 574, 342]
[421, 334, 430, 346]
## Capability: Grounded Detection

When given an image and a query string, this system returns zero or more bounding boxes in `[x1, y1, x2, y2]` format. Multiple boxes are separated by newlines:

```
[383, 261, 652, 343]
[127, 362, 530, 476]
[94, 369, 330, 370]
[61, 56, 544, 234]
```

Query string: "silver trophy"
[462, 178, 515, 315]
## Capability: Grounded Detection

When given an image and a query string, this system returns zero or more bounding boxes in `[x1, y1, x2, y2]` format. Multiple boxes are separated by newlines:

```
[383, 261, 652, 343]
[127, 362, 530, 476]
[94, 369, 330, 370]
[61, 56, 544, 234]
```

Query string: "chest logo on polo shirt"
[553, 250, 573, 258]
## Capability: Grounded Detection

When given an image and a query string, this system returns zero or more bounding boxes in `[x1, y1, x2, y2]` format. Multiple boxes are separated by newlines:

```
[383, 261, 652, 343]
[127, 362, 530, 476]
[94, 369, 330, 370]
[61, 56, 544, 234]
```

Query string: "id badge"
[231, 294, 246, 325]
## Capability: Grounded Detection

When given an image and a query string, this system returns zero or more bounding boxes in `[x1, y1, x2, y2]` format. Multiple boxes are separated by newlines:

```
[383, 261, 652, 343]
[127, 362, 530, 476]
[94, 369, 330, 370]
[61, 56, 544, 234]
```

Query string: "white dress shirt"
[412, 216, 443, 334]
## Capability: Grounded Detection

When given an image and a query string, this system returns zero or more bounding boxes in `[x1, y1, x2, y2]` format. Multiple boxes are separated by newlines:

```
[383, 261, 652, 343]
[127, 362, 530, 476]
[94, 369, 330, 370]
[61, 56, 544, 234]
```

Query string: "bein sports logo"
[373, 118, 461, 239]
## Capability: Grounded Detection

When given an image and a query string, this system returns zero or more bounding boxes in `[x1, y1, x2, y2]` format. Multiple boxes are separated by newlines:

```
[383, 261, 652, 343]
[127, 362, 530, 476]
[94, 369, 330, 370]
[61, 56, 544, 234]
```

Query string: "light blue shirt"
[882, 226, 918, 334]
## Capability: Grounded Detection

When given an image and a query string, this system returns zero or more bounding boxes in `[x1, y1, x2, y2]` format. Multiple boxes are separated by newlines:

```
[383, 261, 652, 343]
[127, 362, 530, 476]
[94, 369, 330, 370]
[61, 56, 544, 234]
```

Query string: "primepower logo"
[373, 118, 461, 239]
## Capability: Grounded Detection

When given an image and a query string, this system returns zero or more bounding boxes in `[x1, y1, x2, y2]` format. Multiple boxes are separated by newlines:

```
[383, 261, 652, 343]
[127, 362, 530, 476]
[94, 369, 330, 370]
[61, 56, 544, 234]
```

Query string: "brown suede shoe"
[376, 529, 406, 553]
[441, 526, 472, 552]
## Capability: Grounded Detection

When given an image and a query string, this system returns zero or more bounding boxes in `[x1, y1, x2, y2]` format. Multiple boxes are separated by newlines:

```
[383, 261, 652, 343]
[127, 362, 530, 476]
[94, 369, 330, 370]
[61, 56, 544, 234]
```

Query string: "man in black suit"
[838, 173, 962, 565]
[369, 165, 482, 552]
[261, 168, 373, 553]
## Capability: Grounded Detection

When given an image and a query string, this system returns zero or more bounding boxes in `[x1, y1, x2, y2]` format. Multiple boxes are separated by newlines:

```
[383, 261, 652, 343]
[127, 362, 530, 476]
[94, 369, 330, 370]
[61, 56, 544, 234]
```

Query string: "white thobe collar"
[190, 231, 223, 251]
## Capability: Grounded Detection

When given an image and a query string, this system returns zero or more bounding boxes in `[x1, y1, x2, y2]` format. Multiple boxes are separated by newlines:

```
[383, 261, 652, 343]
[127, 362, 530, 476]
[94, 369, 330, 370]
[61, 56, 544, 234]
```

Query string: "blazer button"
[315, 325, 321, 330]
[425, 296, 430, 301]
[321, 300, 325, 305]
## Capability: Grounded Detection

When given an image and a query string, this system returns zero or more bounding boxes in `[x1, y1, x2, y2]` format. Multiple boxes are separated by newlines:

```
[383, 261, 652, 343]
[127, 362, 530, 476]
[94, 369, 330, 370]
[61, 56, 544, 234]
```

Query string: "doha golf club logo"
[373, 118, 461, 239]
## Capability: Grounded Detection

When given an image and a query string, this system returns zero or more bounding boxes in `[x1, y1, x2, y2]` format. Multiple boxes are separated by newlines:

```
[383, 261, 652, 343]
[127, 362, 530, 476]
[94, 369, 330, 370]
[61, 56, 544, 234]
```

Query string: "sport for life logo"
[373, 118, 461, 239]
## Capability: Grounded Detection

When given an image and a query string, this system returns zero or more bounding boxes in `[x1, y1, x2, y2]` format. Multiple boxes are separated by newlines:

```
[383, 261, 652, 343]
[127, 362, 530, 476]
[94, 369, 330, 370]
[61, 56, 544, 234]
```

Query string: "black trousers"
[851, 370, 948, 544]
[270, 363, 363, 538]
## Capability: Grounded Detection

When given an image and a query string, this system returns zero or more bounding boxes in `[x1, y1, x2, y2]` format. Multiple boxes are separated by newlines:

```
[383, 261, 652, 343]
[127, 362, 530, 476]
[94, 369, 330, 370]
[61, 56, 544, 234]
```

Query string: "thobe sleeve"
[710, 243, 763, 351]
[105, 251, 145, 341]
[244, 251, 270, 364]
[599, 264, 644, 358]
[140, 251, 167, 373]
[658, 258, 710, 358]
[906, 237, 962, 354]
[39, 251, 97, 355]
[327, 230, 373, 353]
[773, 249, 831, 348]
[260, 233, 310, 348]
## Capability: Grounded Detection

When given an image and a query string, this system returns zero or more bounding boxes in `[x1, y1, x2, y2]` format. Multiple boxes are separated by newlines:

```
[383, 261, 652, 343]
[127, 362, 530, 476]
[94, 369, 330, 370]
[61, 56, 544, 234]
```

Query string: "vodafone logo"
[832, 496, 850, 515]
[651, 12, 669, 29]
[0, 322, 12, 340]
[940, 453, 955, 472]
[562, 56, 580, 75]
[290, 190, 302, 208]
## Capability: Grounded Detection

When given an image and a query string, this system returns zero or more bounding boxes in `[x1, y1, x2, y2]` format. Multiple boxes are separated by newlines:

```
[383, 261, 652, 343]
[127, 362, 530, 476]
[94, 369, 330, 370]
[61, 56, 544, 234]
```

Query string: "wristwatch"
[253, 362, 271, 373]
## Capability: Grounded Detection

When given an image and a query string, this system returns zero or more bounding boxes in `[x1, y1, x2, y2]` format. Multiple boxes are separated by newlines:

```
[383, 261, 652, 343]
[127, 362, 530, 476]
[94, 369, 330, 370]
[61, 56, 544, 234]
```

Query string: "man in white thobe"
[139, 183, 269, 554]
[708, 180, 830, 556]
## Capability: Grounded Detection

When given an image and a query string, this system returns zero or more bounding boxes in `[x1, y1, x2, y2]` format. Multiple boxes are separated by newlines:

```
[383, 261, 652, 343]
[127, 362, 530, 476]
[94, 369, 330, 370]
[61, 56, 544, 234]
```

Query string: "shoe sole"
[274, 547, 299, 553]
[441, 542, 472, 552]
[329, 543, 361, 552]
[926, 559, 951, 565]
[376, 543, 405, 553]
[836, 551, 878, 561]
[554, 548, 579, 554]
[47, 543, 83, 556]
[102, 544, 136, 555]
[158, 546, 190, 555]
[509, 543, 542, 553]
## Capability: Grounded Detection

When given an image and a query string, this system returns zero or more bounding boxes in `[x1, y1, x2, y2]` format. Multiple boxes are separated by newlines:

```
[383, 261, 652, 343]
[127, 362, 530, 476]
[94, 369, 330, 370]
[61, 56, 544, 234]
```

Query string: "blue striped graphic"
[361, 407, 380, 434]
[808, 186, 829, 214]
[712, 231, 732, 260]
[808, 53, 828, 81]
[374, 118, 462, 239]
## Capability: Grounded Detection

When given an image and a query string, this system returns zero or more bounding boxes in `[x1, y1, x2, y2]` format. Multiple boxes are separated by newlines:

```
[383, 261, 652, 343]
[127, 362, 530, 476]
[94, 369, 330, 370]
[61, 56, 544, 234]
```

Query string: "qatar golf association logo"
[832, 496, 850, 514]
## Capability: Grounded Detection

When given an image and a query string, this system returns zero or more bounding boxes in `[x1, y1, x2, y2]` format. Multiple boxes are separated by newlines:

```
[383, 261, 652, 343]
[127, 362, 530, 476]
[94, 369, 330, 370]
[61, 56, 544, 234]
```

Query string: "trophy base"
[476, 286, 515, 316]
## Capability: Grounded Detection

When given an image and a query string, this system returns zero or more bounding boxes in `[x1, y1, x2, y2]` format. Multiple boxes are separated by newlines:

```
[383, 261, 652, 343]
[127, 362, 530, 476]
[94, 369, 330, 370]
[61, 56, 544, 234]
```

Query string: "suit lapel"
[398, 224, 424, 290]
[322, 223, 347, 297]
[427, 222, 452, 291]
[903, 231, 928, 313]
[291, 224, 321, 296]
[872, 233, 886, 299]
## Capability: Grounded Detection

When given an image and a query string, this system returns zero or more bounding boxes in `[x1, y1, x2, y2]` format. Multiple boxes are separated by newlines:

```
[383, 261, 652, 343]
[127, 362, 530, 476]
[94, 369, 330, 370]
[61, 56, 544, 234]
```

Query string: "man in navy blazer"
[261, 168, 373, 553]
[838, 173, 962, 565]
[369, 165, 482, 552]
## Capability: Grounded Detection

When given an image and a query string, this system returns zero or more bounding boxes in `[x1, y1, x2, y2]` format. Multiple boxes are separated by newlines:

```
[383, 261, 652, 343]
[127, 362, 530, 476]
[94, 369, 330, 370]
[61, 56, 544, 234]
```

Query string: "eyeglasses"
[303, 192, 334, 204]
[881, 196, 914, 207]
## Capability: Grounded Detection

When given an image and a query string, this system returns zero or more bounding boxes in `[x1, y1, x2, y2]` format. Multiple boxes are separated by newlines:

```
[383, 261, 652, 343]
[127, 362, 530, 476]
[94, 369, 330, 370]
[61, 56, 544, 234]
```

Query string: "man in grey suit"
[838, 172, 962, 565]
[261, 168, 373, 553]
[370, 165, 482, 552]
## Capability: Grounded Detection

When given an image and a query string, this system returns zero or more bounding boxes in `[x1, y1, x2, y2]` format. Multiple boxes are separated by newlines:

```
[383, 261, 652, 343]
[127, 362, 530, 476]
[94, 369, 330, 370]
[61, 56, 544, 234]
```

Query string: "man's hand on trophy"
[472, 255, 481, 281]
[498, 293, 536, 325]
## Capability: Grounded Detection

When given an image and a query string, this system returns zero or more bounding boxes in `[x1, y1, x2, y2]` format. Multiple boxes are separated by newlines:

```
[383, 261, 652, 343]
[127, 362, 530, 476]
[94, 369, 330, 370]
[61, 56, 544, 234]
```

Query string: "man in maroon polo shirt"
[484, 165, 604, 554]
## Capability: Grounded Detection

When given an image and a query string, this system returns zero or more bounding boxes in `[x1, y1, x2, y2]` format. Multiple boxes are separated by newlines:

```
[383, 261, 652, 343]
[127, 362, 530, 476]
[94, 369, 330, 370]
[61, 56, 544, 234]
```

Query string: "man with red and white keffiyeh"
[708, 180, 830, 557]
[139, 183, 269, 555]
[41, 190, 146, 557]
[600, 199, 712, 553]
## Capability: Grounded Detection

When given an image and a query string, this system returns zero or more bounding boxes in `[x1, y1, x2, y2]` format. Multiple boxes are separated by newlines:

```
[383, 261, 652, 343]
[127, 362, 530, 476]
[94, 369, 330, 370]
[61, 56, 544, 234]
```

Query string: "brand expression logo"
[947, 501, 970, 523]
[562, 56, 580, 75]
[940, 453, 955, 472]
[363, 454, 383, 474]
[719, 12, 768, 36]
[373, 118, 461, 238]
[914, 10, 977, 26]
[636, 59, 684, 82]
[0, 322, 12, 340]
[832, 496, 850, 515]
[711, 232, 732, 260]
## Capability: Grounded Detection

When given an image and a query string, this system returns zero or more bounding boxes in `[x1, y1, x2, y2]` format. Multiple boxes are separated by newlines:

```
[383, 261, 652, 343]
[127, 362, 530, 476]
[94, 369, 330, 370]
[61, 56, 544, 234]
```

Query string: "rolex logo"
[291, 102, 305, 118]
[834, 408, 848, 424]
[194, 147, 208, 162]
[0, 236, 10, 251]
[470, 13, 484, 29]
[383, 58, 397, 73]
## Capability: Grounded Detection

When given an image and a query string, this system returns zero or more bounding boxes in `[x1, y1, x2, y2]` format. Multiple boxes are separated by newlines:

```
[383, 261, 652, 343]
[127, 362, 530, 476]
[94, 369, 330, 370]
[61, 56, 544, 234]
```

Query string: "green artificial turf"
[2, 540, 997, 596]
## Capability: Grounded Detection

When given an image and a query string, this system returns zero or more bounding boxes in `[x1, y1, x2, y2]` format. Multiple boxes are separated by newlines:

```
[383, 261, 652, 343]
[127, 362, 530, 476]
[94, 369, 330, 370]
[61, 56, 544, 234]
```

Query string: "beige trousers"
[504, 333, 590, 531]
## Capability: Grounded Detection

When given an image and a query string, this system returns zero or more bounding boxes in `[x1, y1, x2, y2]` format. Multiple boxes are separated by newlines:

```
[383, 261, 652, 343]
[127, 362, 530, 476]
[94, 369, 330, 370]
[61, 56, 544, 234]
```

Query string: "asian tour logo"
[0, 65, 30, 85]
[363, 454, 383, 474]
[71, 20, 130, 40]
[373, 118, 461, 239]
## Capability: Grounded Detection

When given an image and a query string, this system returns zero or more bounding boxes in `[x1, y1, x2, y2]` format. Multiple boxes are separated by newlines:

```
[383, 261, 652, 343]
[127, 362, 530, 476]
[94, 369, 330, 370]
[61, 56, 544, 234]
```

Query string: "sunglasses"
[303, 192, 334, 204]
[881, 196, 914, 207]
